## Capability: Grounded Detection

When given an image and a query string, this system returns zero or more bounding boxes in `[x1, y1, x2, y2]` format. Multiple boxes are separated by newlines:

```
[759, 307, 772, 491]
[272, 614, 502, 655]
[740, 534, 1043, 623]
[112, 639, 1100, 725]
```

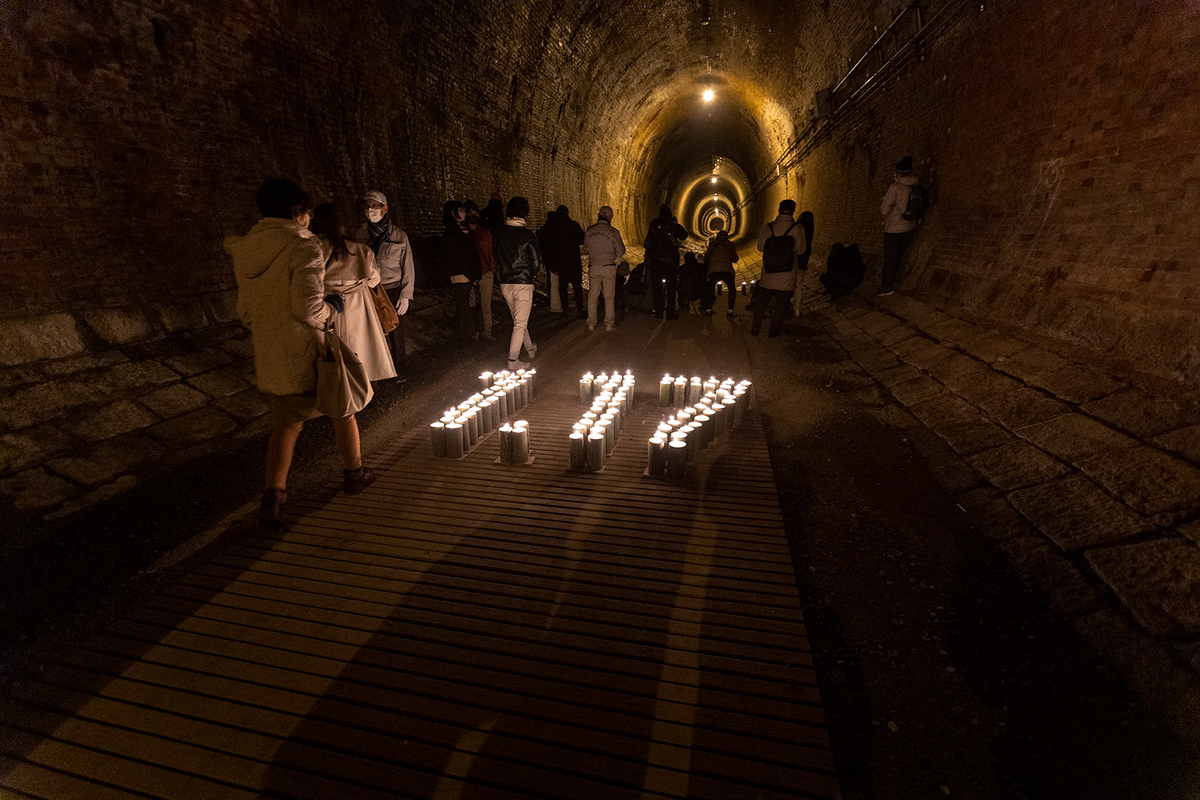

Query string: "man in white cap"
[584, 205, 626, 332]
[356, 190, 415, 378]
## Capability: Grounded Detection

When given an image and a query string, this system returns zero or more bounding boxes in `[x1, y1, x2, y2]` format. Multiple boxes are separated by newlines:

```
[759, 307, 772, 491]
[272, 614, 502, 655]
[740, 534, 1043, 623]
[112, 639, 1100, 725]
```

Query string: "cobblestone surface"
[811, 289, 1200, 731]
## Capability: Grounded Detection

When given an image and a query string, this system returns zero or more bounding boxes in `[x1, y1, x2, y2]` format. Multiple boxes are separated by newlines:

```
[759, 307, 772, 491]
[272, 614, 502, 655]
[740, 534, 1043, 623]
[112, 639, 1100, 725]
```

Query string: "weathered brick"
[81, 306, 161, 346]
[1078, 446, 1200, 525]
[1086, 540, 1200, 638]
[1015, 413, 1139, 463]
[46, 435, 166, 487]
[0, 425, 80, 475]
[967, 440, 1072, 491]
[61, 400, 159, 443]
[1032, 365, 1126, 405]
[139, 383, 210, 419]
[1083, 387, 1196, 439]
[145, 407, 237, 450]
[998, 535, 1109, 617]
[1154, 425, 1200, 465]
[0, 467, 79, 513]
[0, 315, 86, 367]
[977, 386, 1070, 431]
[186, 369, 251, 398]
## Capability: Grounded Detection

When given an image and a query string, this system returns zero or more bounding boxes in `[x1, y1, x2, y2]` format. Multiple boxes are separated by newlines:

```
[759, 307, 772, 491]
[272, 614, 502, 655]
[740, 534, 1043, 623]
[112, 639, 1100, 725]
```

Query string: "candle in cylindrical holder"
[647, 436, 667, 477]
[463, 411, 479, 447]
[673, 377, 687, 406]
[704, 377, 717, 395]
[688, 378, 702, 404]
[569, 432, 587, 470]
[479, 371, 493, 390]
[503, 384, 517, 416]
[680, 425, 697, 460]
[586, 432, 606, 471]
[694, 414, 711, 447]
[430, 421, 447, 457]
[511, 423, 530, 465]
[498, 424, 514, 465]
[606, 405, 621, 436]
[711, 403, 727, 434]
[445, 422, 465, 458]
[667, 439, 687, 479]
[598, 420, 614, 454]
[580, 373, 594, 406]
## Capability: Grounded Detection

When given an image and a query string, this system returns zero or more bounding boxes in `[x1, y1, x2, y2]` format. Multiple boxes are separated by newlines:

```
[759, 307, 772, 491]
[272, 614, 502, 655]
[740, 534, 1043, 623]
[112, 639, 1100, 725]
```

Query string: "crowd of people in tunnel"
[227, 158, 922, 523]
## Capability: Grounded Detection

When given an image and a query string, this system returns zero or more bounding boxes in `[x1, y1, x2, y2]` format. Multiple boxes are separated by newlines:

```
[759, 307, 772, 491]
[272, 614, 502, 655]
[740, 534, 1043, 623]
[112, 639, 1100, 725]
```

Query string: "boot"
[343, 465, 377, 495]
[259, 488, 286, 525]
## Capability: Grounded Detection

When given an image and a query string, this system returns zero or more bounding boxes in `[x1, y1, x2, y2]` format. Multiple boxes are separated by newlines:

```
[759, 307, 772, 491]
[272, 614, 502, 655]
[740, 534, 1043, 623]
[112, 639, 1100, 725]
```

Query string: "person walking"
[538, 205, 586, 317]
[645, 205, 687, 319]
[226, 178, 375, 525]
[752, 199, 807, 338]
[584, 205, 626, 332]
[356, 190, 414, 381]
[441, 200, 481, 345]
[493, 196, 542, 369]
[465, 201, 497, 341]
[479, 194, 505, 234]
[879, 156, 919, 296]
[702, 227, 739, 317]
[312, 203, 396, 382]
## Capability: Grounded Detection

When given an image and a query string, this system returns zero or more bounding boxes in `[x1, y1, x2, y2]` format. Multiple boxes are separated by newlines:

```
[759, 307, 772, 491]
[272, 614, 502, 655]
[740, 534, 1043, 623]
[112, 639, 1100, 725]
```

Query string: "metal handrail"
[831, 1, 922, 97]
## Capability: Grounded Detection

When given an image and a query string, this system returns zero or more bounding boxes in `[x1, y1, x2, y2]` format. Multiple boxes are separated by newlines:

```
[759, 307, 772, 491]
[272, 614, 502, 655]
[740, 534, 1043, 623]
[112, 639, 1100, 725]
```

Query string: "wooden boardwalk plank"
[0, 316, 840, 799]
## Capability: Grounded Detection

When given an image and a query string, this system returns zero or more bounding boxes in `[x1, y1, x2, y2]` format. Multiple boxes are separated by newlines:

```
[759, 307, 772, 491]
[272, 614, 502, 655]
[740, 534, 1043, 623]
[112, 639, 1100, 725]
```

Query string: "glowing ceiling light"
[711, 176, 717, 183]
[702, 88, 715, 102]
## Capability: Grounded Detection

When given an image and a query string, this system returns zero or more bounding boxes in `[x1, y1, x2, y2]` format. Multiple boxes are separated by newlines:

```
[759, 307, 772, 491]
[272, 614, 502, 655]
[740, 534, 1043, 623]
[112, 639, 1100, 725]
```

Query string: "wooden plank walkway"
[0, 315, 841, 799]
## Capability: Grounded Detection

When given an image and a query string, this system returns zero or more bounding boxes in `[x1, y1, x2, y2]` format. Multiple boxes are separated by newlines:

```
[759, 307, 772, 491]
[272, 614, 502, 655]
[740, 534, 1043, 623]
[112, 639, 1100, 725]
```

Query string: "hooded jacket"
[226, 217, 333, 396]
[881, 174, 919, 233]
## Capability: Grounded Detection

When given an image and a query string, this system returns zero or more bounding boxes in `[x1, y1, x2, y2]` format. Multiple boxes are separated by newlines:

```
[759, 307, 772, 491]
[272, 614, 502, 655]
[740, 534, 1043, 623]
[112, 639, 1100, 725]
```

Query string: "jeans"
[650, 264, 677, 317]
[383, 285, 408, 371]
[477, 272, 494, 337]
[588, 273, 616, 327]
[703, 271, 736, 313]
[501, 283, 534, 362]
[751, 288, 791, 337]
[881, 230, 915, 292]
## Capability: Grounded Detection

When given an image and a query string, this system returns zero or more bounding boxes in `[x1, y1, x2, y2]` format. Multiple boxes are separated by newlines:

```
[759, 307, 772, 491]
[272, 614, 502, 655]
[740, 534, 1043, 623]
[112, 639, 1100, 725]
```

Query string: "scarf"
[366, 218, 390, 255]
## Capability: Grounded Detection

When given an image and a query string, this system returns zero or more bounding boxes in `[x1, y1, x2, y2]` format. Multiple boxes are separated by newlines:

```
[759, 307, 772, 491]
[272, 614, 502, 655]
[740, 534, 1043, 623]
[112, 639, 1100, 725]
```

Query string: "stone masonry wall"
[784, 0, 1200, 384]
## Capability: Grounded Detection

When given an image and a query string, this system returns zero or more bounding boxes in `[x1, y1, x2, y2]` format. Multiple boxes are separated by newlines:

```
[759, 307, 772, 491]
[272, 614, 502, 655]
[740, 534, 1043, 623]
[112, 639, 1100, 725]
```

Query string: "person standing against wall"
[493, 196, 542, 369]
[752, 199, 807, 338]
[441, 200, 481, 346]
[227, 178, 375, 525]
[584, 205, 626, 332]
[879, 156, 919, 296]
[357, 190, 414, 382]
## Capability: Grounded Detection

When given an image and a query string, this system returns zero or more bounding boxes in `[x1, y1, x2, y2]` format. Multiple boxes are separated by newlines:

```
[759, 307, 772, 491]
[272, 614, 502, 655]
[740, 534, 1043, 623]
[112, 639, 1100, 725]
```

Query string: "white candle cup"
[667, 439, 688, 480]
[498, 424, 514, 465]
[430, 422, 447, 458]
[711, 403, 727, 434]
[445, 423, 465, 458]
[694, 414, 712, 447]
[607, 406, 622, 436]
[586, 433, 606, 472]
[582, 412, 598, 424]
[480, 372, 493, 390]
[647, 436, 667, 477]
[656, 422, 673, 438]
[599, 421, 614, 454]
[504, 385, 517, 416]
[511, 425, 530, 465]
[673, 378, 687, 406]
[659, 377, 672, 406]
[569, 432, 587, 470]
[463, 412, 479, 447]
[580, 376, 594, 406]
[687, 379, 702, 405]
[680, 425, 697, 461]
[573, 422, 590, 437]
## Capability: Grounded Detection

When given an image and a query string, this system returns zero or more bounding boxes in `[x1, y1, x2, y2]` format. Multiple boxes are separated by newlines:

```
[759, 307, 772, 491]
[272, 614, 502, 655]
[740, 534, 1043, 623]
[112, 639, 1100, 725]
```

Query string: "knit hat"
[362, 190, 387, 206]
[598, 205, 613, 220]
[894, 157, 913, 175]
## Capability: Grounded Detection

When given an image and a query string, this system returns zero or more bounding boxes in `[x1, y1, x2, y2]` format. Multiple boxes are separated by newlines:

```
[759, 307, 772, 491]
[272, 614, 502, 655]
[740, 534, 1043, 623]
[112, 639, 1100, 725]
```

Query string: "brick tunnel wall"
[0, 0, 632, 527]
[779, 0, 1200, 384]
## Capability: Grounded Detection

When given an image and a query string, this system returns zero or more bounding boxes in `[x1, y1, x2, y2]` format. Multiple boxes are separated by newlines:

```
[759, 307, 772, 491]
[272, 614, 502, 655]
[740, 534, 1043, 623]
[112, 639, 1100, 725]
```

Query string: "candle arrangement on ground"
[429, 368, 535, 459]
[647, 377, 751, 479]
[570, 370, 636, 472]
[497, 419, 532, 466]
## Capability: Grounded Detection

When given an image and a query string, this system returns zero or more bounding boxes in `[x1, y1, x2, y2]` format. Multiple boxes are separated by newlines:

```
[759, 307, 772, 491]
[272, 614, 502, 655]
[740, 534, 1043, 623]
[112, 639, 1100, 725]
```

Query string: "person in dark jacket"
[645, 204, 687, 319]
[493, 196, 542, 369]
[479, 194, 505, 234]
[441, 200, 481, 345]
[538, 204, 586, 317]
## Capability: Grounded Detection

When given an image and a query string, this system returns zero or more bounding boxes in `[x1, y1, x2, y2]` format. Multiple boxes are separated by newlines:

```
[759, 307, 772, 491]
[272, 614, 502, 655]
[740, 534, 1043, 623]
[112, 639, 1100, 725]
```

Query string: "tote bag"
[371, 283, 400, 334]
[316, 320, 374, 419]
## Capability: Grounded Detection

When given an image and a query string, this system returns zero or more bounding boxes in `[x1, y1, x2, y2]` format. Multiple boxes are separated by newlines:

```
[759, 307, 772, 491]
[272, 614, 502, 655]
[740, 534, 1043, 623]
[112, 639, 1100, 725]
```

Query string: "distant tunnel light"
[710, 176, 717, 183]
[702, 88, 715, 103]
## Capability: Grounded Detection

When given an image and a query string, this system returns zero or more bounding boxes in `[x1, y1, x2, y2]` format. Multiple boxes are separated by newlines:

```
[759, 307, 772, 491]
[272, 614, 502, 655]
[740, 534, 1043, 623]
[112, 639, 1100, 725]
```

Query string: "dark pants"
[383, 285, 408, 371]
[452, 282, 474, 343]
[881, 230, 915, 292]
[650, 264, 677, 317]
[751, 288, 791, 337]
[558, 269, 585, 315]
[703, 271, 736, 313]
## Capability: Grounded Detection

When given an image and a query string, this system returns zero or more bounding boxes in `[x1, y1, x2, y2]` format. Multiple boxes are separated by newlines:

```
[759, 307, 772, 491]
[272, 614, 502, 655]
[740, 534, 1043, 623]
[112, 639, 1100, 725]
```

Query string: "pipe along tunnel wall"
[0, 0, 1197, 527]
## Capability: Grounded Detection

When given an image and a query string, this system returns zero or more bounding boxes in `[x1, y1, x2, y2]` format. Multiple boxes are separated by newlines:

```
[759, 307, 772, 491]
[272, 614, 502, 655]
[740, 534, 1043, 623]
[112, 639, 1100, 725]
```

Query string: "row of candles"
[659, 374, 736, 407]
[429, 369, 535, 461]
[648, 378, 751, 479]
[570, 371, 637, 472]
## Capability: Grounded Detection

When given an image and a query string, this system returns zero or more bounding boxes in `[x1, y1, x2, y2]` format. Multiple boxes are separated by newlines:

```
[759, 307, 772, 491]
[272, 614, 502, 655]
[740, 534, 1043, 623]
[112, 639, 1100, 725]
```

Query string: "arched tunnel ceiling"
[516, 0, 818, 242]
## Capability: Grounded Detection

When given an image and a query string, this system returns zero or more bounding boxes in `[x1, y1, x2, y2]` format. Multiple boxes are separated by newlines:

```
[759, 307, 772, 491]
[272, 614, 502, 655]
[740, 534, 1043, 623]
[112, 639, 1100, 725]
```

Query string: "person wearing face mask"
[356, 190, 414, 380]
[225, 178, 376, 524]
[441, 200, 482, 346]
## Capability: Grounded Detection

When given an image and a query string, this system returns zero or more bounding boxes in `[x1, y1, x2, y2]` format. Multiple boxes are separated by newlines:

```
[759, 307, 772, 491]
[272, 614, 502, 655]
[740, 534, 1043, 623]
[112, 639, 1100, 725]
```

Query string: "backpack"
[626, 263, 649, 295]
[820, 242, 867, 299]
[762, 221, 799, 273]
[901, 184, 930, 222]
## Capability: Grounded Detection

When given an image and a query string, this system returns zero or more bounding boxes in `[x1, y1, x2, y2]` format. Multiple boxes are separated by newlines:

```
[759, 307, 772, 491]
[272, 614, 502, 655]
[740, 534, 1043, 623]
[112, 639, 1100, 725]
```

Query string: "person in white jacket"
[312, 203, 396, 382]
[226, 179, 376, 525]
[584, 206, 626, 331]
[879, 156, 920, 295]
